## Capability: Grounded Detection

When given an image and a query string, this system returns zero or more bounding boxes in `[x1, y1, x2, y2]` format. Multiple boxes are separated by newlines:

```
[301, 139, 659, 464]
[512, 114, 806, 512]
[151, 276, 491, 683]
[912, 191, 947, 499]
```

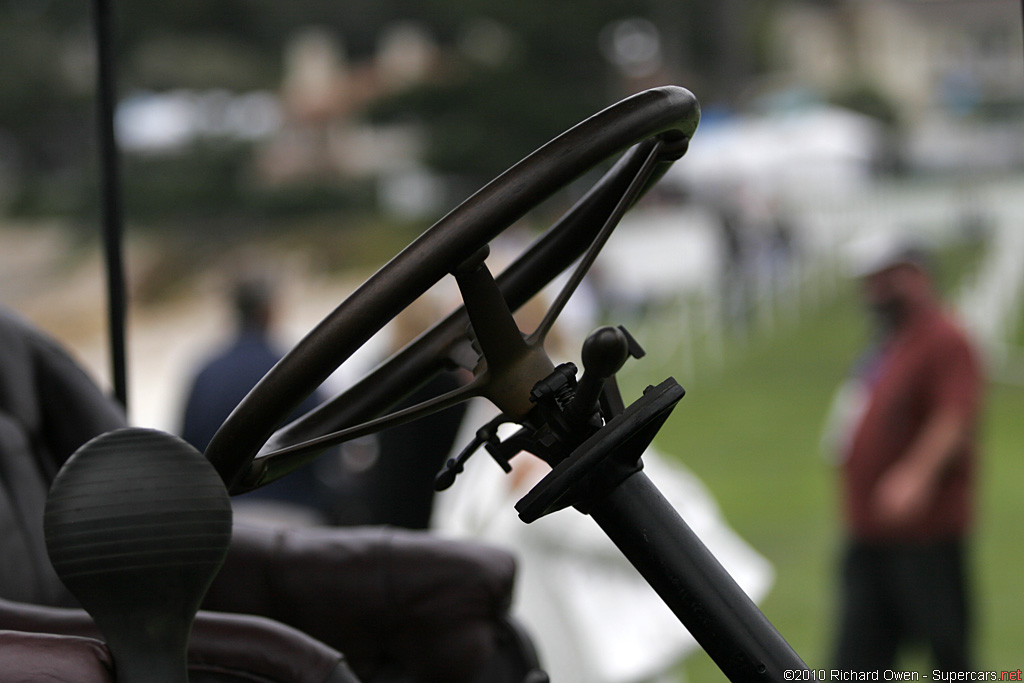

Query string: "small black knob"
[570, 326, 631, 421]
[580, 326, 630, 380]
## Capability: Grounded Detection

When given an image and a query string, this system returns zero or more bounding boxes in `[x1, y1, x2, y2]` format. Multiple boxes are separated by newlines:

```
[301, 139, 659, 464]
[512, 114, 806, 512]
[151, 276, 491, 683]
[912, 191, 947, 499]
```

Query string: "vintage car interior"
[0, 85, 813, 682]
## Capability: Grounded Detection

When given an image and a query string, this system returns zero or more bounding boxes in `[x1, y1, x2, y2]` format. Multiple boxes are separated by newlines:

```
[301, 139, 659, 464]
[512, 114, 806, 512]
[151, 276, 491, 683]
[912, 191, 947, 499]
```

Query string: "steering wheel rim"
[206, 85, 699, 493]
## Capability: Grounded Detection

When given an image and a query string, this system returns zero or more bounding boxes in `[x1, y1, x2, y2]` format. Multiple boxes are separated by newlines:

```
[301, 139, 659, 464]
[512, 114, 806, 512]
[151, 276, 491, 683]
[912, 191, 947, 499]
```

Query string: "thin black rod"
[243, 376, 486, 491]
[531, 139, 664, 344]
[91, 0, 129, 410]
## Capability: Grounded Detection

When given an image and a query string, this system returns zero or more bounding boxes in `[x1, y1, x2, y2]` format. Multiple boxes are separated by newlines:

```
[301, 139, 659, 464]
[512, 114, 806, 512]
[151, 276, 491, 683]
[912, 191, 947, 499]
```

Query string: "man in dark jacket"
[180, 277, 332, 521]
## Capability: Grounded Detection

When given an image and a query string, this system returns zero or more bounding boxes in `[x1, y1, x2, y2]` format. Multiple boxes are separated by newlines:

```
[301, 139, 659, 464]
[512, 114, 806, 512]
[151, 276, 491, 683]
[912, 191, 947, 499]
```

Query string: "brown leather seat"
[0, 598, 358, 683]
[0, 307, 536, 682]
[0, 630, 116, 682]
[206, 524, 517, 681]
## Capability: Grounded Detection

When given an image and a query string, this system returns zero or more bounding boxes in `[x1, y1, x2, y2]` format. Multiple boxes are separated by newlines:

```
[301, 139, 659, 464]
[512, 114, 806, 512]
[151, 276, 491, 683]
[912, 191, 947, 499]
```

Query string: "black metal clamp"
[515, 377, 684, 522]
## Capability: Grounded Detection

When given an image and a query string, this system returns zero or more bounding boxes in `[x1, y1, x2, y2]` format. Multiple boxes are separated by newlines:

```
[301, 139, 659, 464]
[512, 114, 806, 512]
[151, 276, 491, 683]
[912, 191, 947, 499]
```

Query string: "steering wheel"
[205, 85, 700, 494]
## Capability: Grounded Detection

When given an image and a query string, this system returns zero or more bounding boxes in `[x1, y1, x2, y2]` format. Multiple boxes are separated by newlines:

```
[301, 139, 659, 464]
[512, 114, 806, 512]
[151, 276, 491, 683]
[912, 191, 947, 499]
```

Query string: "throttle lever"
[434, 413, 513, 491]
[568, 326, 632, 422]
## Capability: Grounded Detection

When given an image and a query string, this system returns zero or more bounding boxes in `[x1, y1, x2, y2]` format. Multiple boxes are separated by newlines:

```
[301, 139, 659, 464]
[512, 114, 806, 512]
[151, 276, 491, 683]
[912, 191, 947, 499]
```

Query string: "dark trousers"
[832, 538, 971, 672]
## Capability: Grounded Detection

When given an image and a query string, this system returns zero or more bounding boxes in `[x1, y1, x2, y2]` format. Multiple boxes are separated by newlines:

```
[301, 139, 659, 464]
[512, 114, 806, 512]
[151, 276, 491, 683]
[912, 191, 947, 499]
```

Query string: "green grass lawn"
[614, 242, 1023, 679]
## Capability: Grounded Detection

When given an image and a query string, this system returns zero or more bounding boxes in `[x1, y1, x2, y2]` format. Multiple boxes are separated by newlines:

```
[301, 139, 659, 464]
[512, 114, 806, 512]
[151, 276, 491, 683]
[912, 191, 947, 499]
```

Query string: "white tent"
[667, 105, 884, 200]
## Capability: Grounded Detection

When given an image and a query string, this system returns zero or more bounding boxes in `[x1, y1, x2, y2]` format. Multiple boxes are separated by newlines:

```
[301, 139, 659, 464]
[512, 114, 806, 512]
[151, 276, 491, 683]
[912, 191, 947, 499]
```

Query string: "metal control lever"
[434, 413, 513, 491]
[438, 325, 652, 491]
[568, 326, 631, 422]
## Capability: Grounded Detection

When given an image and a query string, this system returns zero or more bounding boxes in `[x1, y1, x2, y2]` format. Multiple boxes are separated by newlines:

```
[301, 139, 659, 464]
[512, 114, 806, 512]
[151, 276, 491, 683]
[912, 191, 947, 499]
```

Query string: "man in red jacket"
[831, 235, 984, 673]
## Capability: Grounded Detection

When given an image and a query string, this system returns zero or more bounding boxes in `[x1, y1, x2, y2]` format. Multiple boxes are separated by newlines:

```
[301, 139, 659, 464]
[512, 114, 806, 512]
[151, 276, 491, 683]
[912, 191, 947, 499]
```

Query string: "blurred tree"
[1, 0, 775, 218]
[0, 6, 91, 167]
[367, 0, 649, 186]
[367, 0, 777, 186]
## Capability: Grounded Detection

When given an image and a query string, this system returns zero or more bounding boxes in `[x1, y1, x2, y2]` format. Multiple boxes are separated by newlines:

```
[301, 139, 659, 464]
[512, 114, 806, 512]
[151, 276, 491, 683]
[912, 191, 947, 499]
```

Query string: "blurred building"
[769, 0, 1024, 125]
[252, 23, 445, 217]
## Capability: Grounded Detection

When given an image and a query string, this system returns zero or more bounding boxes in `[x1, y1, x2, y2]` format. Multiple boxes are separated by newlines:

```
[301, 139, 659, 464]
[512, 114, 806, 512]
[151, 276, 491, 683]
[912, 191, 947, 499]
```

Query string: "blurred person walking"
[825, 236, 984, 673]
[180, 275, 334, 524]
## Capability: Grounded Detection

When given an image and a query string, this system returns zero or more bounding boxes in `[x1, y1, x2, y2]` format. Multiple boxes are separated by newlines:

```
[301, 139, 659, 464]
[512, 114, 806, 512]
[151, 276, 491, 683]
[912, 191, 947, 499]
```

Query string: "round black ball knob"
[581, 326, 630, 380]
[44, 427, 232, 683]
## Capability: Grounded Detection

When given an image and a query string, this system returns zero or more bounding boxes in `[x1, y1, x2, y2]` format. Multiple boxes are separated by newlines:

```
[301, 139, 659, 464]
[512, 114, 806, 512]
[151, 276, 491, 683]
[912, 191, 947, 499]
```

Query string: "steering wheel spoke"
[453, 246, 554, 420]
[530, 137, 666, 345]
[239, 376, 486, 492]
